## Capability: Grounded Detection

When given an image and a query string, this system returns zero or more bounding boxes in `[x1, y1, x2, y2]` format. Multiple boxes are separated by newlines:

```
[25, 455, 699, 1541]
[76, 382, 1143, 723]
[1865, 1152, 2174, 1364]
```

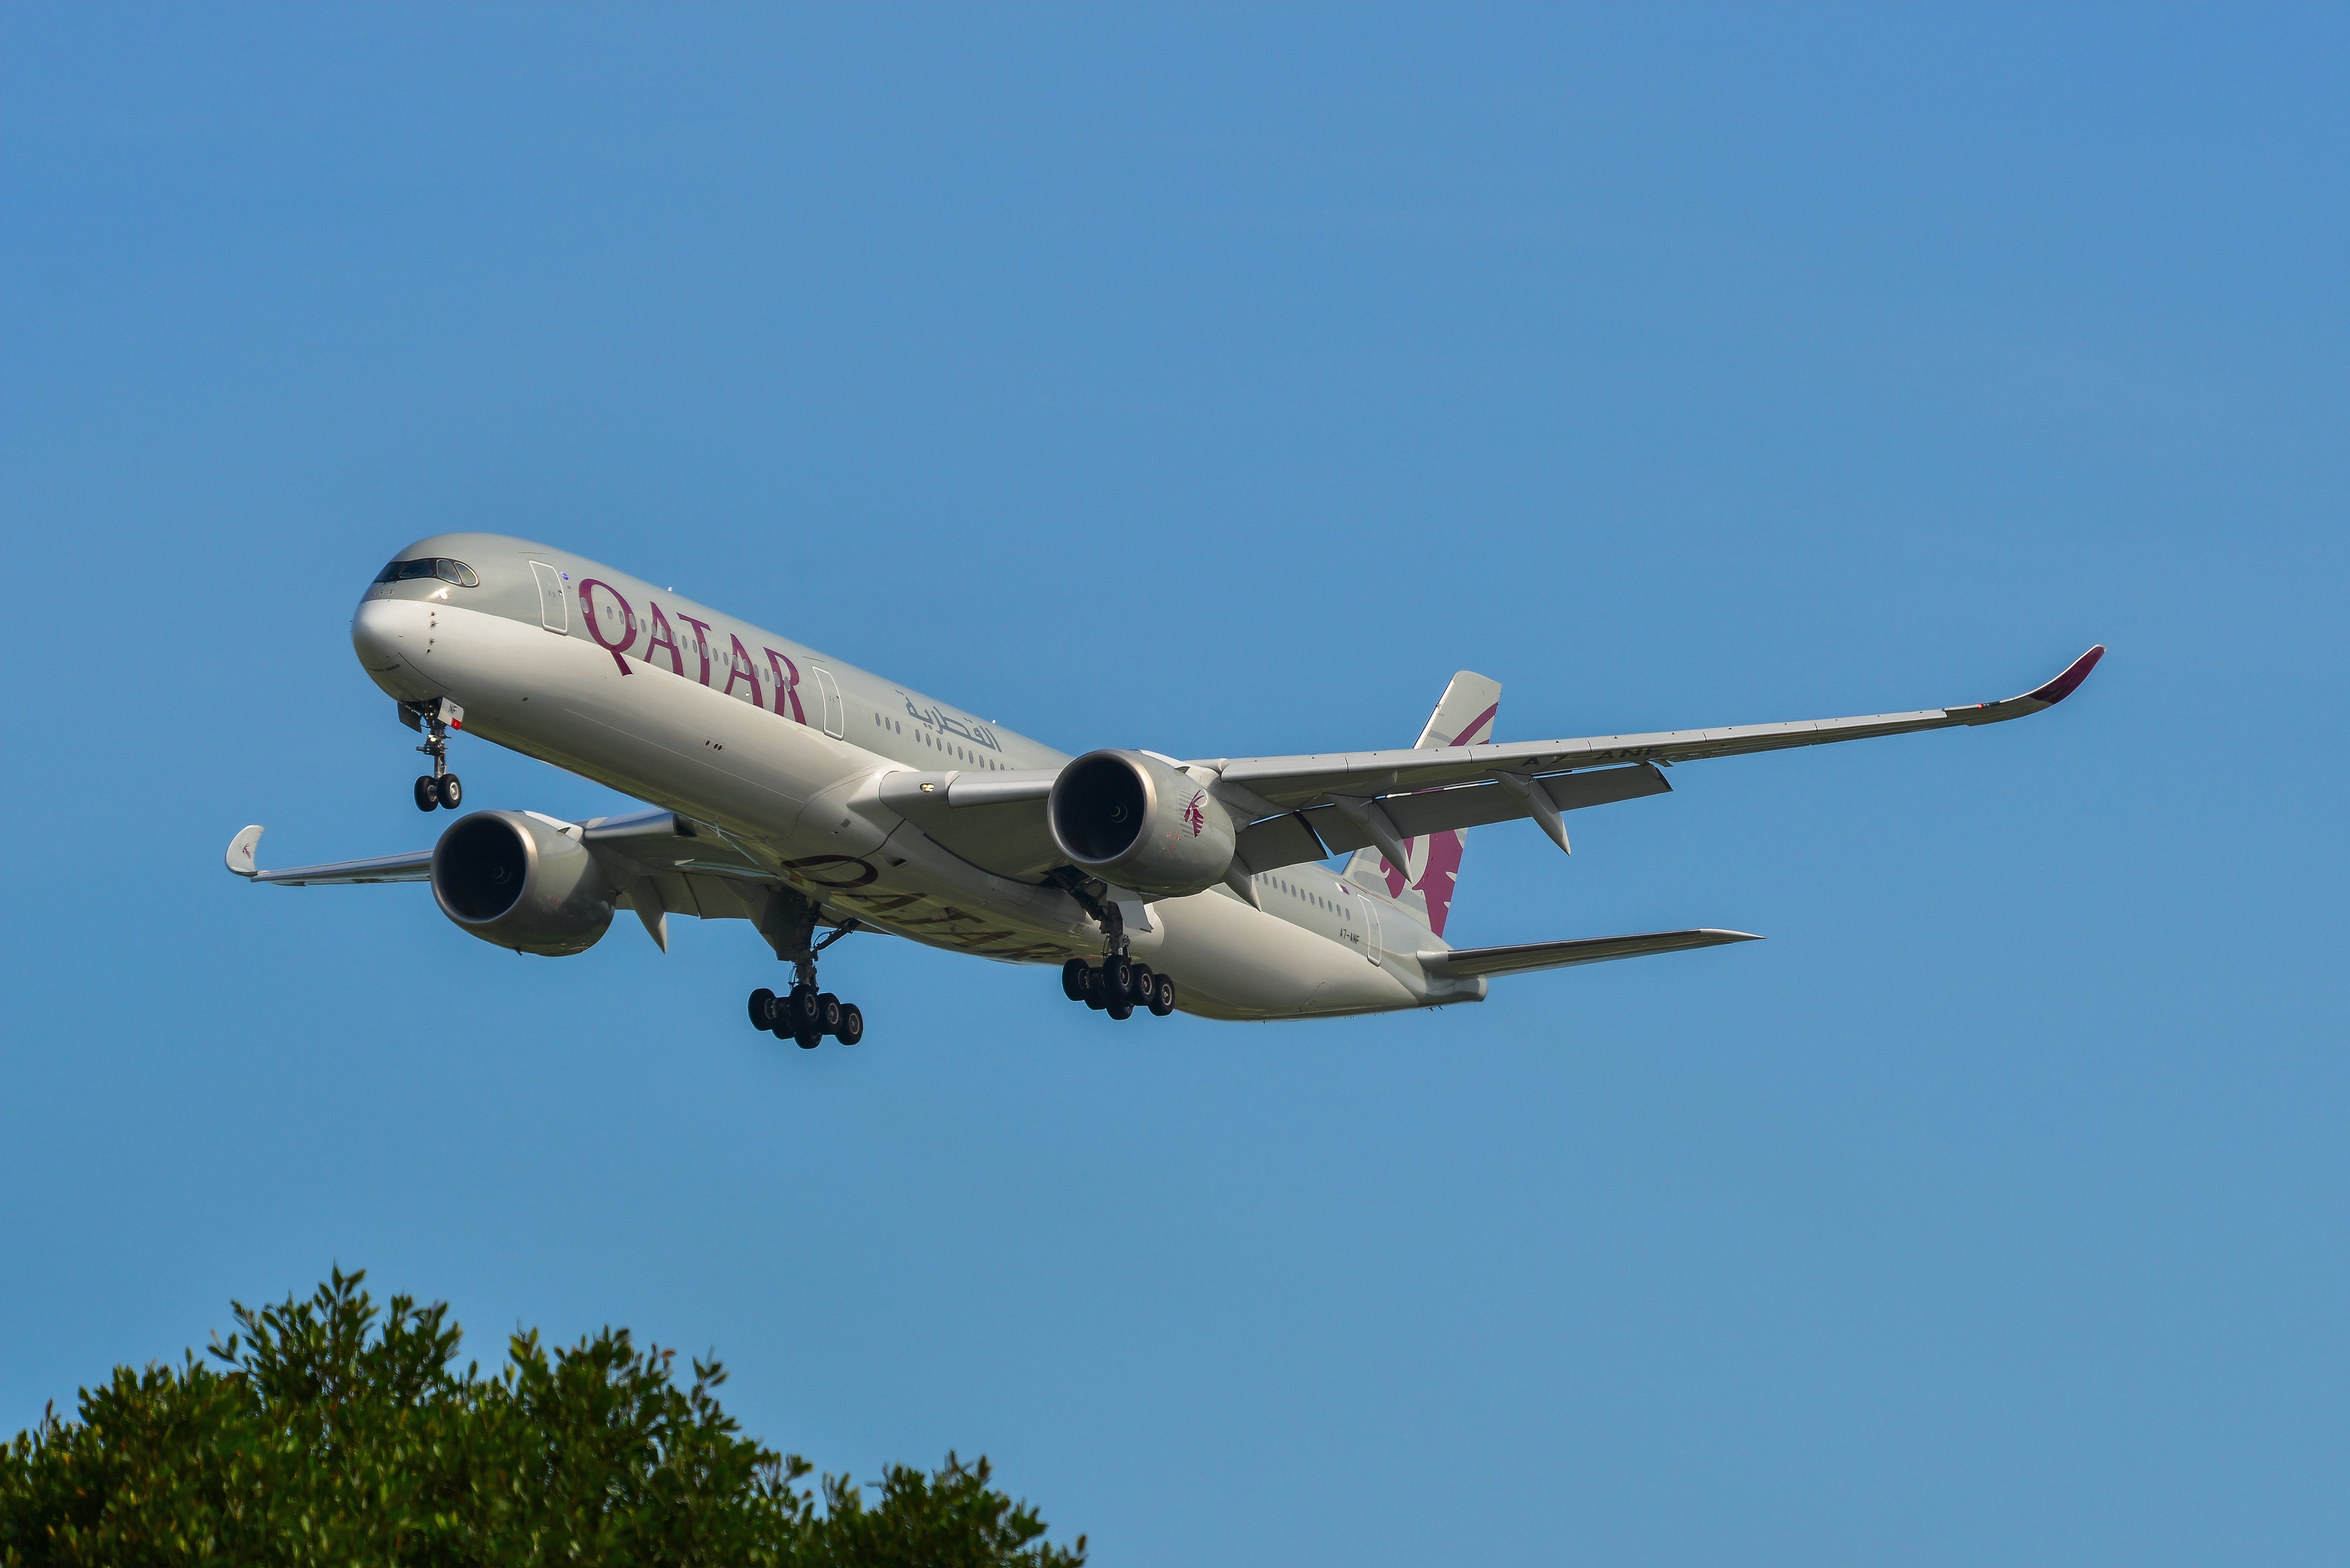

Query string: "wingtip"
[1700, 929, 1765, 943]
[226, 824, 264, 878]
[2024, 644, 2105, 706]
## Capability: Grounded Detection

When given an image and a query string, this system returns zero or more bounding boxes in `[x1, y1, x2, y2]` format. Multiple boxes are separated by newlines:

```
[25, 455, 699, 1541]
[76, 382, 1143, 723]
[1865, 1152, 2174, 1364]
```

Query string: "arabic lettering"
[901, 692, 1003, 752]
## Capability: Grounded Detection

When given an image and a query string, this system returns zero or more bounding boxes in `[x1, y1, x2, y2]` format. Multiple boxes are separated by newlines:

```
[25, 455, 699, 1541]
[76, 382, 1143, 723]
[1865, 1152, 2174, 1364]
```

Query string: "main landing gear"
[748, 984, 864, 1049]
[1062, 957, 1176, 1020]
[403, 699, 463, 811]
[1044, 870, 1175, 1023]
[745, 916, 866, 1049]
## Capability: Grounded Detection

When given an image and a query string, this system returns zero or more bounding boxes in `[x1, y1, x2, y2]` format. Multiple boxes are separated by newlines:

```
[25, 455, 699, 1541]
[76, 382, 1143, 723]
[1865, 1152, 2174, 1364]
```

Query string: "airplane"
[226, 534, 2103, 1045]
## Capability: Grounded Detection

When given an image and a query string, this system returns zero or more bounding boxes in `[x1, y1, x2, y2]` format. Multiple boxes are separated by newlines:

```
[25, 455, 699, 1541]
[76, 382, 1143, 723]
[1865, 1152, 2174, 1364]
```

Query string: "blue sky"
[3, 6, 2344, 1564]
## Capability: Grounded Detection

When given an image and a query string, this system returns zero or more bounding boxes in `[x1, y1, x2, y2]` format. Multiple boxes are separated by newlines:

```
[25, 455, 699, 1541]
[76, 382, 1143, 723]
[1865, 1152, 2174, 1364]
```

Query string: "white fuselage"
[352, 534, 1474, 1021]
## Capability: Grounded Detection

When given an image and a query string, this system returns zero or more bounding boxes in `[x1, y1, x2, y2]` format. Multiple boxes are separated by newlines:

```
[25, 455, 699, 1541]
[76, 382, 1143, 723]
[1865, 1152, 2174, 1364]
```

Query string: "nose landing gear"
[402, 699, 465, 811]
[413, 774, 462, 811]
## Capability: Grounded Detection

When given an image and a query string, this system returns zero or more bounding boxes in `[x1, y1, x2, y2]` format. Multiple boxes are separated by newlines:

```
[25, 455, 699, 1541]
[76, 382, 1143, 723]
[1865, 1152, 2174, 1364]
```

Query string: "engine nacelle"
[1047, 749, 1237, 898]
[431, 810, 615, 956]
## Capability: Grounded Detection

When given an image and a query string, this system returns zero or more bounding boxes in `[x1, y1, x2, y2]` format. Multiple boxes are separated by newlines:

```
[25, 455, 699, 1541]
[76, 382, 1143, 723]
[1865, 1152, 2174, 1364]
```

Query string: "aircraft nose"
[352, 597, 412, 671]
[351, 596, 440, 702]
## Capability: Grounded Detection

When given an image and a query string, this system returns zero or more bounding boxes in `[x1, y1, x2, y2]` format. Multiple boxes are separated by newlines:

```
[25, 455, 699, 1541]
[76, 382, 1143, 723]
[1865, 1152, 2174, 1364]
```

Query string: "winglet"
[2023, 644, 2105, 707]
[1949, 645, 2106, 725]
[227, 825, 264, 878]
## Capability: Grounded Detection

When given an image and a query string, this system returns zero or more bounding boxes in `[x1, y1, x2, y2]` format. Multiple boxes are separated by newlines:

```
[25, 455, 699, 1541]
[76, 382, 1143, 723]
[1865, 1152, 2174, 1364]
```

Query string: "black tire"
[837, 1003, 864, 1045]
[1107, 999, 1134, 1021]
[795, 1026, 824, 1049]
[436, 774, 462, 809]
[1105, 955, 1133, 1001]
[1129, 964, 1154, 1006]
[786, 984, 820, 1030]
[1061, 959, 1089, 1001]
[748, 988, 776, 1030]
[413, 776, 439, 812]
[816, 992, 843, 1034]
[1149, 975, 1176, 1016]
[1084, 967, 1108, 1010]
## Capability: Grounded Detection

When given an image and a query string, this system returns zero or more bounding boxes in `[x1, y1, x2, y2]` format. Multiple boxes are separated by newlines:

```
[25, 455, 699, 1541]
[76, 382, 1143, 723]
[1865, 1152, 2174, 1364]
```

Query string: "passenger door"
[812, 667, 845, 738]
[529, 562, 568, 633]
[1352, 888, 1383, 967]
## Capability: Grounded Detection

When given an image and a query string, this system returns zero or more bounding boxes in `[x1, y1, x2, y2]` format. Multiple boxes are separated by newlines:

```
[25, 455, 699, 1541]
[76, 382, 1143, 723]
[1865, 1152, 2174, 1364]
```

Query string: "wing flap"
[1422, 927, 1761, 977]
[1235, 763, 1673, 875]
[1233, 811, 1329, 874]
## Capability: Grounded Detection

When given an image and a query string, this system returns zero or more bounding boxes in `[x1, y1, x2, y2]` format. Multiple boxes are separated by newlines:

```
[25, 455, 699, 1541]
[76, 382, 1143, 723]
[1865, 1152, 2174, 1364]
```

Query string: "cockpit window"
[374, 557, 479, 587]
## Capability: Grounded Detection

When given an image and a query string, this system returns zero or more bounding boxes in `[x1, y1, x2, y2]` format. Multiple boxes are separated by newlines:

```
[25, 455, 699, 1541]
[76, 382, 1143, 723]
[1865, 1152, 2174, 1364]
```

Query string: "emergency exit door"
[1353, 889, 1384, 967]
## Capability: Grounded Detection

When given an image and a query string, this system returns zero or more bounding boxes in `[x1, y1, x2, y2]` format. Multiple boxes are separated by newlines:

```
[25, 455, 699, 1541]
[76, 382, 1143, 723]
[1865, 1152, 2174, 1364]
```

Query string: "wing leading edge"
[1195, 645, 2106, 810]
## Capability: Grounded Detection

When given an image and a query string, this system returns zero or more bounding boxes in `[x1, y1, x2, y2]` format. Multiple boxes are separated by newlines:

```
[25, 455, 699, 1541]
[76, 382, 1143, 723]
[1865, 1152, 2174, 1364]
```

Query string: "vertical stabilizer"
[1342, 671, 1500, 937]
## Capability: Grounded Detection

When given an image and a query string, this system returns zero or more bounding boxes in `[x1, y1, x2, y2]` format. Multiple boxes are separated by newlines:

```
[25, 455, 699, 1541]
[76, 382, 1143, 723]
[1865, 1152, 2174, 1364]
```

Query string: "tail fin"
[1341, 671, 1500, 937]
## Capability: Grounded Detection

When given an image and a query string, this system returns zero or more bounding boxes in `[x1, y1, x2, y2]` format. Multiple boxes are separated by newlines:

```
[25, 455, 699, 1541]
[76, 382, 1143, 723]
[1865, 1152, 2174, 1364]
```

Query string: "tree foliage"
[0, 1270, 1083, 1568]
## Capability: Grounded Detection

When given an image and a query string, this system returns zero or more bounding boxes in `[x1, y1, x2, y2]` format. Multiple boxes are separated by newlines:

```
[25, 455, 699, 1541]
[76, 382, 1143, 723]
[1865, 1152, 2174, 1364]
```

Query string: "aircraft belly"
[820, 825, 1097, 963]
[1150, 892, 1421, 1021]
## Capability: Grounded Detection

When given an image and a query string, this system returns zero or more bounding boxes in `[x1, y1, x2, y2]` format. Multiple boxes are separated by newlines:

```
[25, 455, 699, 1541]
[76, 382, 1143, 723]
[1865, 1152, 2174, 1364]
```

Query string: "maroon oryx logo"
[1182, 790, 1207, 837]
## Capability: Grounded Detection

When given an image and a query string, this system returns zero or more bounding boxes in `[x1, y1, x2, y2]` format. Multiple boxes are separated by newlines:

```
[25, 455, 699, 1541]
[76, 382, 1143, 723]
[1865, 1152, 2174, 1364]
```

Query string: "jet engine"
[1047, 749, 1238, 898]
[431, 810, 616, 956]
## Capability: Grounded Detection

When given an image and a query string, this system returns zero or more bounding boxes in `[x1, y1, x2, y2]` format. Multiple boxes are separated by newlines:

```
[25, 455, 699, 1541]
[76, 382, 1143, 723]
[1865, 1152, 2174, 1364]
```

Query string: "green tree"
[0, 1270, 1083, 1568]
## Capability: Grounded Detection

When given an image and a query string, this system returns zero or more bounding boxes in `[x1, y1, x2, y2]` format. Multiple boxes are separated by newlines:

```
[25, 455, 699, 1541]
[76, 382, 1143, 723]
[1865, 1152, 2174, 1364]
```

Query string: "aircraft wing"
[224, 809, 795, 953]
[882, 646, 2103, 885]
[225, 826, 432, 885]
[1194, 645, 2104, 811]
[1421, 927, 1761, 977]
[223, 808, 779, 886]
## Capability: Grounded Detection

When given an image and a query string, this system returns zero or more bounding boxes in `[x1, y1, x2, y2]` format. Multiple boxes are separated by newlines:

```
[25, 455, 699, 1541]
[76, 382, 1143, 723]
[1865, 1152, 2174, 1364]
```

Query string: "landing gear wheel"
[1107, 999, 1134, 1021]
[1105, 955, 1133, 1001]
[836, 1003, 864, 1045]
[413, 776, 439, 812]
[1062, 959, 1089, 1001]
[1129, 964, 1154, 1006]
[794, 1026, 824, 1049]
[436, 774, 462, 809]
[748, 988, 777, 1031]
[770, 985, 811, 1040]
[780, 983, 820, 1032]
[816, 992, 843, 1035]
[1149, 975, 1176, 1016]
[1084, 968, 1108, 1010]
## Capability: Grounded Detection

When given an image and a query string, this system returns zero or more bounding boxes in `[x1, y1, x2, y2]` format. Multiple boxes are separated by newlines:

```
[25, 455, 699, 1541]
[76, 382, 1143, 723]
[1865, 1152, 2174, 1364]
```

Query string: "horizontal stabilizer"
[1421, 927, 1761, 978]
